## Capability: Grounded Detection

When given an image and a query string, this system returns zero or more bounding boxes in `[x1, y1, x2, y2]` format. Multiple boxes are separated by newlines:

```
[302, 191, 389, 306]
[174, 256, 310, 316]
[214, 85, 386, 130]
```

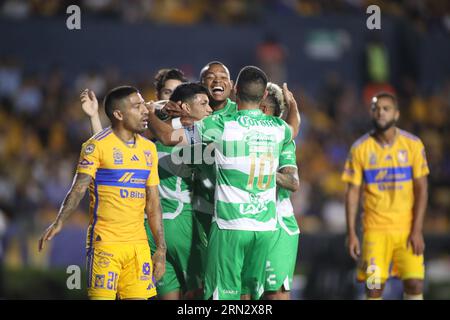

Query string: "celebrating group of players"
[38, 61, 429, 300]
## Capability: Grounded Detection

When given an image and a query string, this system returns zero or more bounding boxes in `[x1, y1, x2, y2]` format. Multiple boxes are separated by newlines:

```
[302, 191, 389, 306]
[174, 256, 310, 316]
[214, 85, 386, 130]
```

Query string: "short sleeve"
[342, 146, 363, 186]
[412, 140, 430, 179]
[146, 143, 160, 186]
[76, 140, 101, 178]
[279, 141, 297, 169]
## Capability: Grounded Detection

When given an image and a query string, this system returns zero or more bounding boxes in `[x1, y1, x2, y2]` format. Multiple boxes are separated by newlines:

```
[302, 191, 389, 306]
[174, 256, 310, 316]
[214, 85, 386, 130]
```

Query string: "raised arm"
[80, 89, 103, 135]
[145, 185, 167, 280]
[38, 173, 92, 251]
[276, 166, 299, 192]
[282, 83, 301, 139]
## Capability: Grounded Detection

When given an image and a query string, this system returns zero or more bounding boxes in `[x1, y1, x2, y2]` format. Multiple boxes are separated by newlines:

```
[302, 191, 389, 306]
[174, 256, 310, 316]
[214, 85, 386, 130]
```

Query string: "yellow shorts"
[86, 242, 157, 300]
[357, 231, 424, 284]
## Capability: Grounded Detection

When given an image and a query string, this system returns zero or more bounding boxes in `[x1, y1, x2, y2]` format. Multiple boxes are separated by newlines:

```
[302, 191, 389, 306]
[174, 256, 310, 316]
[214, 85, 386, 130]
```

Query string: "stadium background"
[0, 0, 448, 299]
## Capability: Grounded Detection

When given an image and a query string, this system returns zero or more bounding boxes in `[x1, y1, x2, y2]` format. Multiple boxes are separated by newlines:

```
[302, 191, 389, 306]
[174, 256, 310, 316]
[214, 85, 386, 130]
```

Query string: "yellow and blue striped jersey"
[76, 127, 159, 248]
[342, 129, 429, 232]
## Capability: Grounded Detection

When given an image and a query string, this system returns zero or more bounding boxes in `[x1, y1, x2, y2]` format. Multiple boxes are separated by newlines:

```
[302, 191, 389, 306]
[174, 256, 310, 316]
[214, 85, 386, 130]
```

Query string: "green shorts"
[192, 211, 212, 281]
[145, 215, 202, 296]
[265, 228, 299, 292]
[204, 222, 275, 300]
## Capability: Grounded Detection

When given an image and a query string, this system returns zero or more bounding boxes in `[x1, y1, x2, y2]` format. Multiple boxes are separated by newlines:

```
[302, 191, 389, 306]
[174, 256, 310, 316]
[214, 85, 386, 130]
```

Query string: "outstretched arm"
[38, 173, 92, 251]
[147, 110, 189, 146]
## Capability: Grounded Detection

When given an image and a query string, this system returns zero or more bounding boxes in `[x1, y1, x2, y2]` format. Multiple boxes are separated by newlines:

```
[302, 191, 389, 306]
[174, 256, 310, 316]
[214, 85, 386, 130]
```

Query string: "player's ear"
[113, 109, 123, 121]
[262, 89, 268, 100]
[181, 102, 191, 113]
[395, 108, 400, 121]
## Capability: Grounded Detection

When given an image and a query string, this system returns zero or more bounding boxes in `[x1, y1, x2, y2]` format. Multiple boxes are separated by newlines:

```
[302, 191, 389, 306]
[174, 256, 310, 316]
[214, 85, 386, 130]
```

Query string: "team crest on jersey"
[84, 143, 95, 155]
[397, 150, 408, 163]
[144, 150, 153, 167]
[94, 274, 105, 289]
[113, 148, 123, 165]
[369, 152, 377, 165]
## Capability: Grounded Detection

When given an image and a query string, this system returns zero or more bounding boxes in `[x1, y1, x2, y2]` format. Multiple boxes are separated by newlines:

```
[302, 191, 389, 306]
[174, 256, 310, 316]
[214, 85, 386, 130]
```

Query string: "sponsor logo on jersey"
[113, 148, 123, 165]
[237, 115, 278, 129]
[98, 257, 110, 268]
[142, 262, 151, 276]
[118, 172, 146, 185]
[120, 189, 145, 199]
[79, 159, 94, 168]
[239, 193, 269, 215]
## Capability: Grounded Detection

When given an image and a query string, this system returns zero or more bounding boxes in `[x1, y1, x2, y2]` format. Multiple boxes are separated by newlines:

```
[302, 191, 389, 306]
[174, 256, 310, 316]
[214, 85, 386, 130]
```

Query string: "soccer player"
[80, 83, 212, 300]
[39, 86, 166, 300]
[147, 66, 296, 300]
[154, 68, 187, 100]
[342, 92, 429, 300]
[259, 82, 300, 300]
[147, 83, 212, 299]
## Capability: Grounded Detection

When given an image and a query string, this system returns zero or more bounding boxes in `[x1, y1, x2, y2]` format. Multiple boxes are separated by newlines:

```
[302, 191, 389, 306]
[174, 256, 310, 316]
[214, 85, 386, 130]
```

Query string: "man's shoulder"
[351, 132, 372, 151]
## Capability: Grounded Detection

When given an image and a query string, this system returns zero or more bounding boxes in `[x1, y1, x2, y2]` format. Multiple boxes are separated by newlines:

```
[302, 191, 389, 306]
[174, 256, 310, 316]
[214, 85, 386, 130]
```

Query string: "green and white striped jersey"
[189, 108, 292, 231]
[277, 140, 300, 235]
[155, 141, 194, 219]
[192, 98, 237, 215]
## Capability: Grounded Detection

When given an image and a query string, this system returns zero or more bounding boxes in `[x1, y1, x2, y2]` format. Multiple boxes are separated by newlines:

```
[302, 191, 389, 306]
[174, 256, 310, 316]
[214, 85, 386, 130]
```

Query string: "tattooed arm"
[145, 185, 166, 280]
[38, 173, 92, 251]
[276, 166, 299, 192]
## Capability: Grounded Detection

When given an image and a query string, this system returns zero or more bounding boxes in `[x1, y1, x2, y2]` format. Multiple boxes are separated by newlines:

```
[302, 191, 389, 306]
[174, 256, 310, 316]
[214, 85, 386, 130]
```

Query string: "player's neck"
[374, 127, 397, 146]
[112, 127, 136, 145]
[210, 98, 228, 111]
[238, 103, 260, 111]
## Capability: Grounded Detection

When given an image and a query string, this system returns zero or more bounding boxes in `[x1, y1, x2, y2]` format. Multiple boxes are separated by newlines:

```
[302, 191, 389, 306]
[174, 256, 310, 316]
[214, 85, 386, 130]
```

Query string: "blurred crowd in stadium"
[0, 0, 449, 31]
[0, 1, 449, 297]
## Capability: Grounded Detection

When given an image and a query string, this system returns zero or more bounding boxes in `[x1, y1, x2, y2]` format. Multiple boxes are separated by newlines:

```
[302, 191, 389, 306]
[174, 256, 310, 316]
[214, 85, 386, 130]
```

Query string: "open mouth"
[211, 86, 225, 95]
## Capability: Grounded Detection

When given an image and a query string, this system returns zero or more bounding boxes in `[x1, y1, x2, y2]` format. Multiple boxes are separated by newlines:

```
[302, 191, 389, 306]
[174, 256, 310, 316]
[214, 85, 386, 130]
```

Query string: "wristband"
[171, 117, 183, 129]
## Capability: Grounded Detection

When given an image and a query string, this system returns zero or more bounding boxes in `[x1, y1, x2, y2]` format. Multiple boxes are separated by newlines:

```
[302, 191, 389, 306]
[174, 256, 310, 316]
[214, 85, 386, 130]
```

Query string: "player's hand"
[80, 89, 99, 118]
[407, 230, 425, 256]
[145, 101, 156, 113]
[38, 220, 63, 252]
[164, 100, 188, 118]
[152, 248, 166, 281]
[282, 83, 298, 111]
[180, 116, 194, 127]
[346, 233, 361, 261]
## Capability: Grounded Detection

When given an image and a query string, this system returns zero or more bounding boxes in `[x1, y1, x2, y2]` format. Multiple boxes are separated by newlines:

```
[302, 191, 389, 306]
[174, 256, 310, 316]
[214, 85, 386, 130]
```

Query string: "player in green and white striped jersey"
[147, 83, 212, 299]
[149, 67, 299, 299]
[260, 82, 300, 300]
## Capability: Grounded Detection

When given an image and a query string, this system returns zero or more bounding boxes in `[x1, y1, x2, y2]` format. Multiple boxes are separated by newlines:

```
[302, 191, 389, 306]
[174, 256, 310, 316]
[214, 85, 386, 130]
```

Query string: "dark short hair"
[199, 61, 231, 81]
[169, 82, 209, 103]
[103, 86, 139, 122]
[154, 68, 187, 95]
[371, 92, 398, 109]
[235, 66, 268, 103]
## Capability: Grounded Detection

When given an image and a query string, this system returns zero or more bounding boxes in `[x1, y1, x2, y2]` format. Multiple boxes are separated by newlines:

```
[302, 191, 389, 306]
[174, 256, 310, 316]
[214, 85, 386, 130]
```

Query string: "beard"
[372, 118, 396, 132]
